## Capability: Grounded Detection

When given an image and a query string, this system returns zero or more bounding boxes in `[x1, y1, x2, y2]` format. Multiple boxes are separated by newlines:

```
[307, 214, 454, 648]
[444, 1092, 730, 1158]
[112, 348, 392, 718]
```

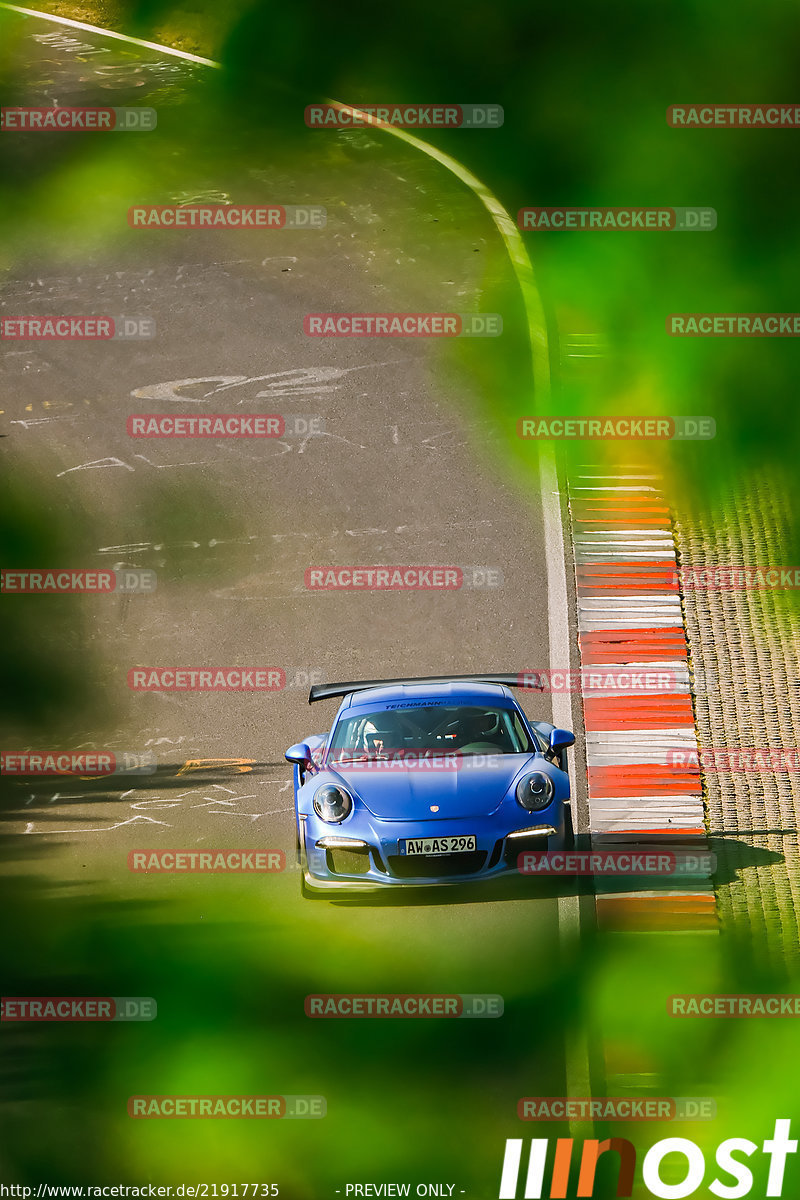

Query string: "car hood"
[325, 754, 539, 820]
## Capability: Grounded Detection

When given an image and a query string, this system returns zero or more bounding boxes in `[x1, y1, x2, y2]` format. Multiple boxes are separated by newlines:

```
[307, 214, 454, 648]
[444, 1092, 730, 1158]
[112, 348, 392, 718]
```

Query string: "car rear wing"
[308, 672, 545, 704]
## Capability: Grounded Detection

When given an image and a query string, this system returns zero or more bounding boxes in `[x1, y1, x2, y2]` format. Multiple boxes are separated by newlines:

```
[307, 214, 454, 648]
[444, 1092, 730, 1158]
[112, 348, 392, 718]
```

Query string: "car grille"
[326, 847, 371, 875]
[386, 851, 487, 879]
[503, 834, 552, 869]
[487, 839, 504, 869]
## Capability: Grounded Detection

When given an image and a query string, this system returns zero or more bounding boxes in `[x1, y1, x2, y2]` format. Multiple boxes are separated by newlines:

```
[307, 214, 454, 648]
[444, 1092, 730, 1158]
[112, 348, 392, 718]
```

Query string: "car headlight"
[516, 771, 555, 812]
[313, 784, 353, 824]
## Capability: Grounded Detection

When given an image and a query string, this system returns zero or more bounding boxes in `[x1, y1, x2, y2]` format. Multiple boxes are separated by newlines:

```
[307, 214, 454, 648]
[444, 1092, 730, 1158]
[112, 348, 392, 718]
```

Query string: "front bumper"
[298, 808, 566, 890]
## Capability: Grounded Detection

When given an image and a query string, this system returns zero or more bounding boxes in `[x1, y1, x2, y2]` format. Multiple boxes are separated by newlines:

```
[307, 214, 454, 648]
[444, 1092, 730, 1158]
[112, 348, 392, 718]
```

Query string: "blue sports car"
[285, 674, 575, 895]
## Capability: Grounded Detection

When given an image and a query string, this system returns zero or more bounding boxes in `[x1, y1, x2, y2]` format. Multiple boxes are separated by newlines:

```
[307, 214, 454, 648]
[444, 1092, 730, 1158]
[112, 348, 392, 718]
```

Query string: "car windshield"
[327, 704, 533, 762]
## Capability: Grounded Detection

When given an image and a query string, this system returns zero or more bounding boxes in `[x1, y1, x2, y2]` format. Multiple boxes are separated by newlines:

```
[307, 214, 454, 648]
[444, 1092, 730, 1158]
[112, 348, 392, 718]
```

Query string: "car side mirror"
[549, 728, 575, 754]
[285, 742, 314, 768]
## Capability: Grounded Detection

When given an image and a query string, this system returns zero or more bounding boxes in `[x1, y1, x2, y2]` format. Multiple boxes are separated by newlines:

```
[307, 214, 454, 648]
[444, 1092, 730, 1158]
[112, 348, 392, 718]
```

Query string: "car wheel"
[563, 803, 575, 851]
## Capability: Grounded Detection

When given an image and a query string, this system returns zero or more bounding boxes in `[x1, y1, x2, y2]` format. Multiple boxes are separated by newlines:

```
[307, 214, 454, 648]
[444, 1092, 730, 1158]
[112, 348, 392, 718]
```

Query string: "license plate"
[402, 835, 477, 856]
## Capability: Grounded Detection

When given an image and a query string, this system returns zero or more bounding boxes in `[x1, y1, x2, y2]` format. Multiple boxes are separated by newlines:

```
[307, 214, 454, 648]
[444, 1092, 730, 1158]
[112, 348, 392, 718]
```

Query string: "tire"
[563, 803, 575, 851]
